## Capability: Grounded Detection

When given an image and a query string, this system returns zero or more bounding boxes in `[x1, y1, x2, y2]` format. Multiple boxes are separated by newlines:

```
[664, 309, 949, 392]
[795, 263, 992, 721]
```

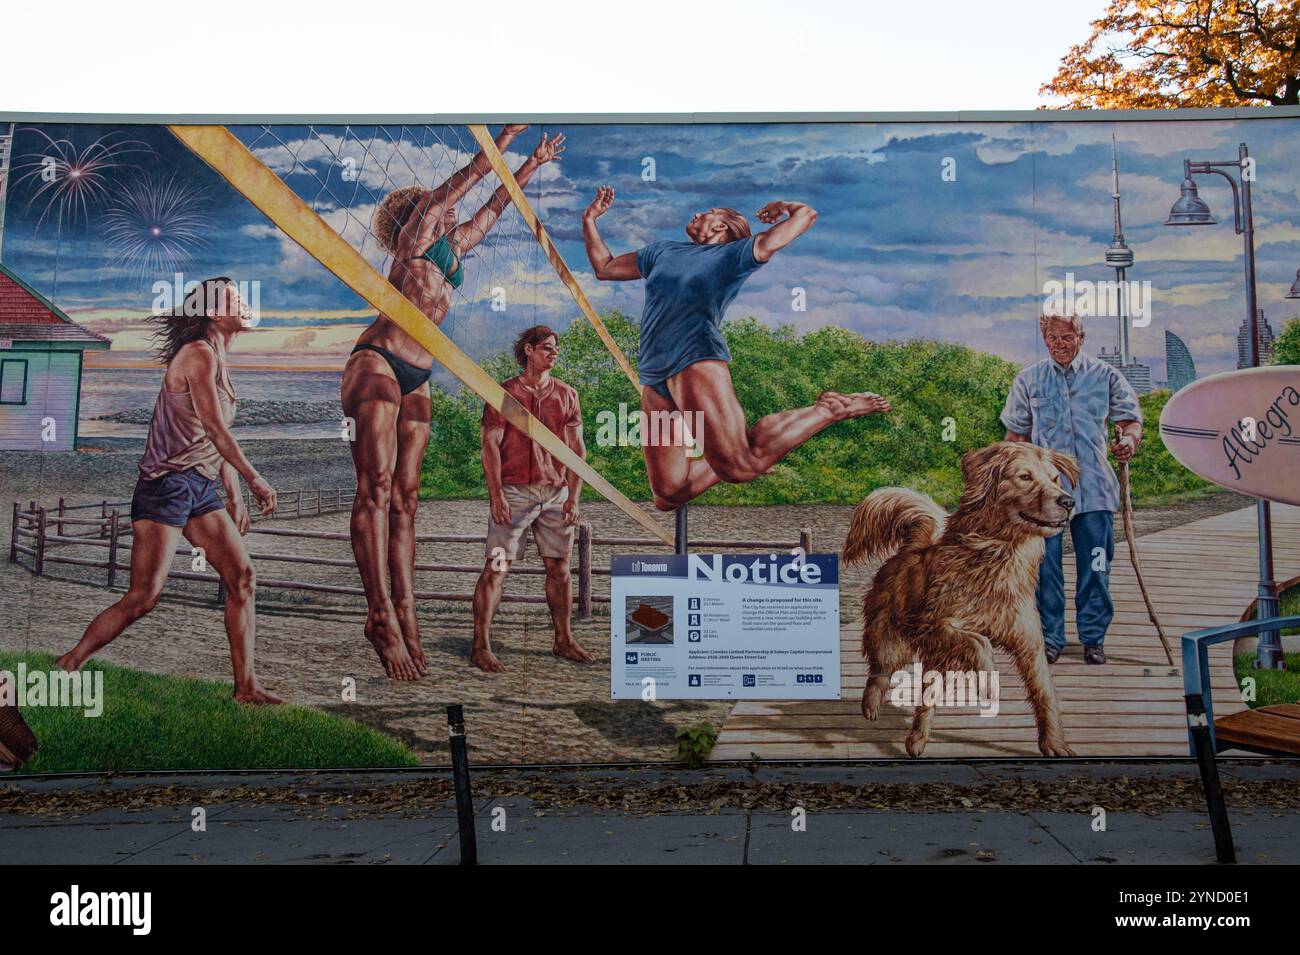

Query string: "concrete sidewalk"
[3, 761, 1299, 864]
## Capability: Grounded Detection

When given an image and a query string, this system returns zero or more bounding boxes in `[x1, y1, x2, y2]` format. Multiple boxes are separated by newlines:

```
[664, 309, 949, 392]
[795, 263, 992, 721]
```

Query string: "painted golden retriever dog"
[843, 441, 1080, 758]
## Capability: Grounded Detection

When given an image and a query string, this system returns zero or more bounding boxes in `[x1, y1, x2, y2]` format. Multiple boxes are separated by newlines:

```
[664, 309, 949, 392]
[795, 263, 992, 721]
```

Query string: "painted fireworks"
[10, 129, 152, 233]
[103, 173, 213, 281]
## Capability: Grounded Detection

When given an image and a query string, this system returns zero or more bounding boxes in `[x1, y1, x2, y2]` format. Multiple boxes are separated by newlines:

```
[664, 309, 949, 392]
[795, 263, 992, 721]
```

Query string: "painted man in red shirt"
[471, 326, 593, 672]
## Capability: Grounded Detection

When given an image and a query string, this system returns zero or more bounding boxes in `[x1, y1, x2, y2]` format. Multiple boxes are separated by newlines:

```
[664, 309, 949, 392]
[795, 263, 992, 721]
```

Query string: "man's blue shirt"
[1000, 351, 1141, 514]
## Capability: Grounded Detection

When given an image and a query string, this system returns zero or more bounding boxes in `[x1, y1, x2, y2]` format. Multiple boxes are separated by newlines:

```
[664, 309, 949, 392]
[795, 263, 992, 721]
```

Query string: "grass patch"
[1, 652, 418, 774]
[1233, 585, 1300, 709]
[421, 315, 1216, 509]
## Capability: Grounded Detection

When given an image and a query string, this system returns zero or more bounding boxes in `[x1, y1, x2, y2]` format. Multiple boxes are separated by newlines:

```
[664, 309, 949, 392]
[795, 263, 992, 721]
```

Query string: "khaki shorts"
[485, 484, 574, 561]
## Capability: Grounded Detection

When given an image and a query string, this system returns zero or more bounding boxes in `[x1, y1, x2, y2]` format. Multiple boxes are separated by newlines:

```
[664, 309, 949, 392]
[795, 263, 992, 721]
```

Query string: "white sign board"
[610, 553, 840, 699]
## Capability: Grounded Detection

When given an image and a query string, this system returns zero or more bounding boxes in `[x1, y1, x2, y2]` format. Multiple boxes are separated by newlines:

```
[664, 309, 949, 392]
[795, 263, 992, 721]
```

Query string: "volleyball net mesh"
[233, 123, 549, 354]
[171, 123, 668, 542]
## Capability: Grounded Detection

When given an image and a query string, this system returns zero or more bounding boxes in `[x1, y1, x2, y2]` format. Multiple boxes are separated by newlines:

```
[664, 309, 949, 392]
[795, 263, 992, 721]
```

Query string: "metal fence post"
[577, 522, 592, 619]
[447, 704, 478, 865]
[799, 527, 812, 555]
[34, 508, 47, 576]
[1186, 693, 1235, 864]
[106, 509, 120, 589]
[9, 501, 19, 563]
[57, 497, 65, 537]
[675, 504, 688, 555]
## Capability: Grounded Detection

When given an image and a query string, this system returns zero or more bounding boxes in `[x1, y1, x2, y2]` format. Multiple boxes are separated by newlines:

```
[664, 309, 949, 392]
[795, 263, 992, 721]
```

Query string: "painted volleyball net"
[231, 123, 548, 350]
[168, 123, 667, 542]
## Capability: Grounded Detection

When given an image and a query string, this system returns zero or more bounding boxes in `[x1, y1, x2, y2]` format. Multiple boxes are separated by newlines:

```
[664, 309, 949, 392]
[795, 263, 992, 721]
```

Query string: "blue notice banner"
[611, 553, 841, 700]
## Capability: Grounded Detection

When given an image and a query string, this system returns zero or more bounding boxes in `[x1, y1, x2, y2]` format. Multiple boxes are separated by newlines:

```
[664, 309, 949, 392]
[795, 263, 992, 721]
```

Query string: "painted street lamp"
[1165, 142, 1283, 670]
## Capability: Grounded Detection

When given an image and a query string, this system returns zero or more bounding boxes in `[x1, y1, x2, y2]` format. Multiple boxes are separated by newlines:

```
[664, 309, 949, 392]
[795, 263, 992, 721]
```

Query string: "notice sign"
[610, 553, 840, 700]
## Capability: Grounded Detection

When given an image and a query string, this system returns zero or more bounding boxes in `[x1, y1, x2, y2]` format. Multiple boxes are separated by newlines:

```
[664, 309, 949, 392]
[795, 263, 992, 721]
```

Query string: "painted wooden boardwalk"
[710, 503, 1300, 760]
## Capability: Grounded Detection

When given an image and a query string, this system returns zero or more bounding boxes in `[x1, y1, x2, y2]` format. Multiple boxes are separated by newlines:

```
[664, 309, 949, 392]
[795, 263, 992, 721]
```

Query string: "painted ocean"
[81, 367, 348, 439]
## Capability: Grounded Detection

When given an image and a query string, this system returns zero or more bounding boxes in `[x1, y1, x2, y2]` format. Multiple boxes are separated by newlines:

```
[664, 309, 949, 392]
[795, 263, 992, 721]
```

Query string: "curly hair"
[373, 186, 435, 254]
[514, 325, 558, 368]
[147, 277, 233, 365]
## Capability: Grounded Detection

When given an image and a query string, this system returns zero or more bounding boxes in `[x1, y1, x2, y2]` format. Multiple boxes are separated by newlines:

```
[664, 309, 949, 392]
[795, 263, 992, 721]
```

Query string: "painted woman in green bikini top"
[419, 234, 464, 289]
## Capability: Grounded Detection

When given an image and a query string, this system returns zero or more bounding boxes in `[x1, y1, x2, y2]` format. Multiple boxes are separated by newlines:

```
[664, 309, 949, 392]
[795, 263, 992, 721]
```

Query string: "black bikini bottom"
[351, 343, 431, 396]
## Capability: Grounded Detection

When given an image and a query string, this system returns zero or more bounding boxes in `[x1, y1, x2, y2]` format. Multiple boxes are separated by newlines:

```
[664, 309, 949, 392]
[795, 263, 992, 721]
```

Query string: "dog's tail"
[842, 487, 947, 566]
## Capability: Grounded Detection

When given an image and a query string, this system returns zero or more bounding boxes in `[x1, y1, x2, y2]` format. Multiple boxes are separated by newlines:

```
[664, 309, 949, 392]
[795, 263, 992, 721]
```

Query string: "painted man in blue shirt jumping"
[582, 186, 892, 511]
[1001, 312, 1144, 666]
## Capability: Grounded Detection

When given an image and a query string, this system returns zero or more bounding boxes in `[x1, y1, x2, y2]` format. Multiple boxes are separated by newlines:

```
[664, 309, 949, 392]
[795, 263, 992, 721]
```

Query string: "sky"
[3, 117, 1299, 384]
[1, 0, 1105, 114]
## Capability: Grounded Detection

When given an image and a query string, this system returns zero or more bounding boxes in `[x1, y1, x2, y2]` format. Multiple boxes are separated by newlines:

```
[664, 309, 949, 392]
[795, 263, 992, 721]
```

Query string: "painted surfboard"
[1159, 365, 1300, 506]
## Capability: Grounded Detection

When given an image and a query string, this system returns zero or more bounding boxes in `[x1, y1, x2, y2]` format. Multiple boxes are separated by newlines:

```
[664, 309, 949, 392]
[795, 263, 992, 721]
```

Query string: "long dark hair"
[148, 277, 234, 364]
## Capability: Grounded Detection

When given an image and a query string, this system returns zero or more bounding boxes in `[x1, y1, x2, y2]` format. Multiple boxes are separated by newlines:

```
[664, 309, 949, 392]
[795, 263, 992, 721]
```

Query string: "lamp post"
[1165, 142, 1282, 670]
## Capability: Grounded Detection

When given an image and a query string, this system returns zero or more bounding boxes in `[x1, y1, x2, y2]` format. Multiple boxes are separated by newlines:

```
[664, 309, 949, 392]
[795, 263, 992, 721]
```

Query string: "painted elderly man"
[1001, 312, 1143, 665]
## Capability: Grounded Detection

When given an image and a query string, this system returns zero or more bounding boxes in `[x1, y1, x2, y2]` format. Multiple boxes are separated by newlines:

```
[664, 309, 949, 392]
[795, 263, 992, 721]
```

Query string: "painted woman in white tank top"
[57, 279, 284, 705]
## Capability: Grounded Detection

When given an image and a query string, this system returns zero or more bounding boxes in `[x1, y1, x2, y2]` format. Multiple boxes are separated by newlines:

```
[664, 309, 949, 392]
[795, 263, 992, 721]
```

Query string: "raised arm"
[583, 186, 641, 281]
[432, 124, 527, 212]
[392, 125, 529, 258]
[753, 200, 818, 262]
[181, 344, 276, 515]
[451, 132, 566, 254]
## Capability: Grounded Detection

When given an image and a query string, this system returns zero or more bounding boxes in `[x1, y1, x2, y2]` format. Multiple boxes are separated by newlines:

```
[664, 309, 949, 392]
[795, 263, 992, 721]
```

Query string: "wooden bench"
[1182, 614, 1300, 863]
[1213, 704, 1300, 756]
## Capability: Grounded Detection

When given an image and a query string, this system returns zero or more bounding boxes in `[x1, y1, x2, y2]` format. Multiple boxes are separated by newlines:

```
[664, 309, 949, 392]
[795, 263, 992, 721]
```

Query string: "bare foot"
[553, 638, 595, 663]
[234, 684, 284, 705]
[392, 601, 429, 676]
[819, 390, 892, 421]
[470, 645, 508, 673]
[55, 650, 85, 673]
[364, 609, 422, 681]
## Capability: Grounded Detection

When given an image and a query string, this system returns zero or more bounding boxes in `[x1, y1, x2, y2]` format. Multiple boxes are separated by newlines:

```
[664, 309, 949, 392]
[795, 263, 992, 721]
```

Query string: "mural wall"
[1, 113, 1297, 771]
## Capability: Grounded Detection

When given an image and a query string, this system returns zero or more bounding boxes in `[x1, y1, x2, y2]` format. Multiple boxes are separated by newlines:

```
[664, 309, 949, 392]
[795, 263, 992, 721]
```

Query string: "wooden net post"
[34, 508, 47, 576]
[577, 522, 592, 619]
[107, 509, 120, 589]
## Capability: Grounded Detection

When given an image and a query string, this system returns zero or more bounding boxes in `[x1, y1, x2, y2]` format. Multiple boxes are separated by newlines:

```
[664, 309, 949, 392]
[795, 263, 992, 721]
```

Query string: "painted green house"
[0, 262, 110, 451]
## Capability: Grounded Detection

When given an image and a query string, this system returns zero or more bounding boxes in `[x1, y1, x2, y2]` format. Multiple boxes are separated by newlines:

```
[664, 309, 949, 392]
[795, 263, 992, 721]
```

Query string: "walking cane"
[1117, 452, 1174, 666]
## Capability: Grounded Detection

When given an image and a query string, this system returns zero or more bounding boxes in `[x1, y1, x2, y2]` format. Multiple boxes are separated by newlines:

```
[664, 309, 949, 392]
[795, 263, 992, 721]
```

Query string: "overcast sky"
[3, 0, 1106, 114]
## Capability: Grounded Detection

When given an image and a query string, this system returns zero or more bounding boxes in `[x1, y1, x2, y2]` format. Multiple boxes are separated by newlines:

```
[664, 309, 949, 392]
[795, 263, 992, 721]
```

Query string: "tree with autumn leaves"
[1042, 0, 1300, 108]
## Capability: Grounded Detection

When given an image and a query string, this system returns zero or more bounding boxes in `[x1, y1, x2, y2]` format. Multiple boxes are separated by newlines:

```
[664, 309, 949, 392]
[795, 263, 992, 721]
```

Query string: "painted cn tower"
[1105, 133, 1134, 365]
